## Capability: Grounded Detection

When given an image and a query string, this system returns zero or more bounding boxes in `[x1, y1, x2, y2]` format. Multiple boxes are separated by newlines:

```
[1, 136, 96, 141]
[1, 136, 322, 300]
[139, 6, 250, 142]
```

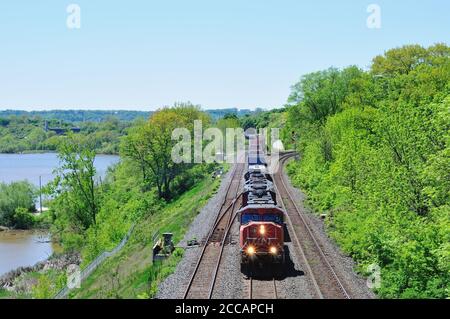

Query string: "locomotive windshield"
[241, 214, 283, 225]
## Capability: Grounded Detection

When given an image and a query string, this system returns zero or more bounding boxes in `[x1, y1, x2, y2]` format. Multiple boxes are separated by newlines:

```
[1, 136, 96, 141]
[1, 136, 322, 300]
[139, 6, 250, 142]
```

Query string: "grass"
[69, 173, 222, 299]
[0, 268, 66, 299]
[0, 289, 13, 298]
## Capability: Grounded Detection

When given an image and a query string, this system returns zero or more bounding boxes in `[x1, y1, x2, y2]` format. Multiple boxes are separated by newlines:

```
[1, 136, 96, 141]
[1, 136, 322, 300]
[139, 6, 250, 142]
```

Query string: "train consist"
[239, 134, 285, 268]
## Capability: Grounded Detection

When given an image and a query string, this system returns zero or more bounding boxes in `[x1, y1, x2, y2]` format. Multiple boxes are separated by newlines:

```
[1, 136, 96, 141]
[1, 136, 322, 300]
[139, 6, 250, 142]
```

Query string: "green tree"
[48, 134, 100, 235]
[0, 181, 35, 227]
[121, 103, 210, 200]
[13, 207, 35, 229]
[288, 66, 365, 124]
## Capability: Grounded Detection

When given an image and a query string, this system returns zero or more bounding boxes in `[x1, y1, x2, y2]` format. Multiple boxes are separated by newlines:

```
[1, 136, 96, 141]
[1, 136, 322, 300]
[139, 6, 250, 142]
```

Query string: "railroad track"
[248, 276, 278, 299]
[273, 152, 351, 299]
[183, 163, 245, 299]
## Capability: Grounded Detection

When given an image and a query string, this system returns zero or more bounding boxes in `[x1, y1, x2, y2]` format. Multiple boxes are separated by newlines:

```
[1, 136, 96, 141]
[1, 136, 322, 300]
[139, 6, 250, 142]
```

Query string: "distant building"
[44, 120, 80, 135]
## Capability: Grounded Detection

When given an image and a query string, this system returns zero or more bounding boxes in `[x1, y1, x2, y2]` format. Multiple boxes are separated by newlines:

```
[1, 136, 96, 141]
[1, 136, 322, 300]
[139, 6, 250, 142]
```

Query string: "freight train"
[239, 134, 285, 268]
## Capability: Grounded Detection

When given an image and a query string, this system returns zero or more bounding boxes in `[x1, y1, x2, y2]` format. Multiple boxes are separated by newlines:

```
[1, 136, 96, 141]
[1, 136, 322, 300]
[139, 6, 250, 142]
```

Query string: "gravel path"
[155, 166, 235, 299]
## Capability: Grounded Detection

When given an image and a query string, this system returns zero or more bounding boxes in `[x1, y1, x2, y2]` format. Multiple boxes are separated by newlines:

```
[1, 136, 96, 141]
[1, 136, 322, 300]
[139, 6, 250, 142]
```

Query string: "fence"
[54, 224, 135, 299]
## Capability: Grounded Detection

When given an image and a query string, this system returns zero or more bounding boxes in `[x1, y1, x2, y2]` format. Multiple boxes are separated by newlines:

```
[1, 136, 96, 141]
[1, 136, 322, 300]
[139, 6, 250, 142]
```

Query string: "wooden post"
[39, 175, 43, 214]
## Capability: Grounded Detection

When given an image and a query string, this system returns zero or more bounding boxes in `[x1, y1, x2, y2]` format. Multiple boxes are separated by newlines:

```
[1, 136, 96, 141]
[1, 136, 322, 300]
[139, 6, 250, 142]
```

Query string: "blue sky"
[0, 1, 448, 111]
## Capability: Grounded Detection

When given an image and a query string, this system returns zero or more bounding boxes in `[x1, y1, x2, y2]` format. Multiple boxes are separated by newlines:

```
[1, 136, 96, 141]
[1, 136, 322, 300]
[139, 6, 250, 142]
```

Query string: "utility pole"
[39, 175, 43, 214]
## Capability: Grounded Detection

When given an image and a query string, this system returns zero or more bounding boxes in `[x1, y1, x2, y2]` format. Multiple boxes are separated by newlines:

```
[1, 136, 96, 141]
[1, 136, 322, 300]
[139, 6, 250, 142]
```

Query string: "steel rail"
[271, 157, 323, 299]
[277, 153, 350, 299]
[207, 201, 241, 298]
[247, 277, 278, 299]
[183, 163, 244, 299]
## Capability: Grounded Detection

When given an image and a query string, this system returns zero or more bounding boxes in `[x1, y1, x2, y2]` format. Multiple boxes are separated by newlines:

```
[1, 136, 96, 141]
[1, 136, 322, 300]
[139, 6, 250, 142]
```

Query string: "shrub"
[0, 181, 36, 228]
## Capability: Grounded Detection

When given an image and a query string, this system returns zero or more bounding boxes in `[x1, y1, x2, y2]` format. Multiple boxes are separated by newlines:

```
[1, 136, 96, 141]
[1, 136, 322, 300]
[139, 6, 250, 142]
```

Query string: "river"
[0, 153, 119, 186]
[0, 153, 119, 276]
[0, 230, 61, 276]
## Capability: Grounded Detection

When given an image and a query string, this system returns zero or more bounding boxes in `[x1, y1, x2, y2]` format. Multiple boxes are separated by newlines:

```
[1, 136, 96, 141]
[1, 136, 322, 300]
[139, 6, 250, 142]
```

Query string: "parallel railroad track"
[183, 163, 245, 299]
[273, 152, 351, 299]
[184, 152, 350, 300]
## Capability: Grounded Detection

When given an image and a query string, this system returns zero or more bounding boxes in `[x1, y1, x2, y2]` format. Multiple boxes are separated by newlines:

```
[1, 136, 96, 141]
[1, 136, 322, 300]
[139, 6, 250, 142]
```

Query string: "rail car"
[239, 134, 286, 268]
[247, 133, 267, 169]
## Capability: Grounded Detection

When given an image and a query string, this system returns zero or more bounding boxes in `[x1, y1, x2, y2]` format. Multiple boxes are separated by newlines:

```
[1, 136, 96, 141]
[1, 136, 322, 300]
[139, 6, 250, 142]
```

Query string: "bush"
[32, 275, 53, 299]
[0, 181, 36, 228]
[13, 207, 35, 229]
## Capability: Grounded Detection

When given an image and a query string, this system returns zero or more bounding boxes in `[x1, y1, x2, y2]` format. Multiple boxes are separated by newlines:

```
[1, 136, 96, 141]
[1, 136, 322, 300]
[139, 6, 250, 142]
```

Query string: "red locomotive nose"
[247, 223, 275, 239]
[240, 222, 283, 252]
[240, 221, 284, 264]
[259, 225, 266, 235]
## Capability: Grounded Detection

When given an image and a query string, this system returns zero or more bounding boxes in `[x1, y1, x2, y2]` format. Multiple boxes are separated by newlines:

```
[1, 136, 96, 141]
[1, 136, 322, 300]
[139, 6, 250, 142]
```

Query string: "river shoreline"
[0, 228, 61, 276]
[0, 227, 78, 298]
[0, 252, 81, 294]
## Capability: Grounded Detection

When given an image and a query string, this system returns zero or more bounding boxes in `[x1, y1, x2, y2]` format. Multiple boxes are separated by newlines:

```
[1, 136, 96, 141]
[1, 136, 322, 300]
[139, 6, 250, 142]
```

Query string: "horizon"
[1, 1, 449, 111]
[0, 106, 260, 112]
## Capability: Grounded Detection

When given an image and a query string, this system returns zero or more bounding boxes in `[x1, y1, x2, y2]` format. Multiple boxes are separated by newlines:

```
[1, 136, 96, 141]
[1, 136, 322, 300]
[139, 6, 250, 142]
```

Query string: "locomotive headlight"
[259, 225, 266, 235]
[247, 246, 255, 255]
[270, 246, 277, 254]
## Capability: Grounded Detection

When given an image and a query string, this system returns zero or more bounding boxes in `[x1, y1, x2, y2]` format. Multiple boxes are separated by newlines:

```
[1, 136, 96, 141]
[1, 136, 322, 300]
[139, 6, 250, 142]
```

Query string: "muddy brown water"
[0, 230, 62, 276]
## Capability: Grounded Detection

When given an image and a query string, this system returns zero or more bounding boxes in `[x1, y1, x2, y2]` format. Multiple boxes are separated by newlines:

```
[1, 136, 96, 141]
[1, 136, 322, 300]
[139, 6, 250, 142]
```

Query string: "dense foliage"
[0, 181, 36, 228]
[284, 44, 449, 298]
[121, 103, 212, 200]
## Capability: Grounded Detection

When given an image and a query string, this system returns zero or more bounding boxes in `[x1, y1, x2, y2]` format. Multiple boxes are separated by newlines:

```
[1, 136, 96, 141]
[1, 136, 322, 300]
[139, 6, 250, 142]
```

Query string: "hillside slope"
[68, 175, 222, 299]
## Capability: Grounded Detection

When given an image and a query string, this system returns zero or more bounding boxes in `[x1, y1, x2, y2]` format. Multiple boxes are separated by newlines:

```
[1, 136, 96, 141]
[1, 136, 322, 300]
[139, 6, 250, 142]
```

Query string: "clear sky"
[0, 1, 448, 111]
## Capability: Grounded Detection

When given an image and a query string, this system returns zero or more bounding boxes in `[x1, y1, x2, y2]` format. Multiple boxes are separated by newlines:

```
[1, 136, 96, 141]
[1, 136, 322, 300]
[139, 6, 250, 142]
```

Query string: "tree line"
[0, 116, 132, 154]
[0, 109, 258, 154]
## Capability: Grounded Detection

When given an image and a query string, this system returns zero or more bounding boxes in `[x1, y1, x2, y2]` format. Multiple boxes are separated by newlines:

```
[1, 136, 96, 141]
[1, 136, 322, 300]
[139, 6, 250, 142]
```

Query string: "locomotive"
[239, 134, 285, 267]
